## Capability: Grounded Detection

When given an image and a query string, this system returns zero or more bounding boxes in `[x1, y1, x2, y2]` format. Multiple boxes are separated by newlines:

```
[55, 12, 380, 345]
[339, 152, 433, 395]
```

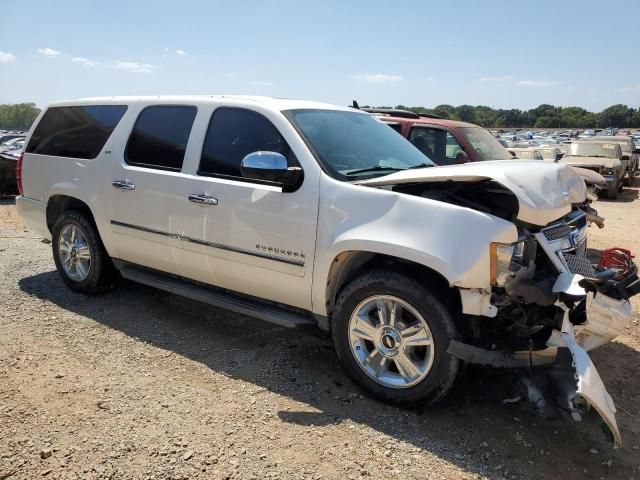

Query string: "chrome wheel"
[58, 224, 92, 282]
[348, 295, 435, 389]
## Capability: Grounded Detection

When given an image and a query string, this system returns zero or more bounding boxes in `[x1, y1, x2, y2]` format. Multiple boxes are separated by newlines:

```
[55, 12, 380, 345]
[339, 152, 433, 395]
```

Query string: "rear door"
[107, 102, 198, 274]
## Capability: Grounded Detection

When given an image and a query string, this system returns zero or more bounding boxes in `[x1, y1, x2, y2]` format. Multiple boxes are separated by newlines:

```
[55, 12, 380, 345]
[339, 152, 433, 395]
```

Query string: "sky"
[1, 0, 639, 111]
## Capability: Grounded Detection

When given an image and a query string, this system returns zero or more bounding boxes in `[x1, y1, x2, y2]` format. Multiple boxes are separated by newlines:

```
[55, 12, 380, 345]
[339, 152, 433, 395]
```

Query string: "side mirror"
[621, 154, 630, 161]
[240, 151, 303, 192]
[455, 150, 470, 164]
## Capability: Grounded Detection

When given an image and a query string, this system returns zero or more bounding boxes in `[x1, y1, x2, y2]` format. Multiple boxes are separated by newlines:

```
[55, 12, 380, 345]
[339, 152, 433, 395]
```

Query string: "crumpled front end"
[450, 209, 639, 446]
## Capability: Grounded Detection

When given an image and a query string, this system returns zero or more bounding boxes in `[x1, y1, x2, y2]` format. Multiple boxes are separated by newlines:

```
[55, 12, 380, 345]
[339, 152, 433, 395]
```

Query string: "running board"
[118, 264, 317, 330]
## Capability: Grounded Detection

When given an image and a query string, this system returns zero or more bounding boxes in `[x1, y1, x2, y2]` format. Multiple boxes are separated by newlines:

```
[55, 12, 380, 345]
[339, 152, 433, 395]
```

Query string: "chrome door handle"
[112, 180, 135, 190]
[188, 194, 218, 205]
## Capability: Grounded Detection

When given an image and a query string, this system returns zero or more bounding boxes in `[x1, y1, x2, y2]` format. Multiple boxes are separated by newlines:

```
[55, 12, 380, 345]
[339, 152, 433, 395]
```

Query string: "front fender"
[311, 177, 518, 316]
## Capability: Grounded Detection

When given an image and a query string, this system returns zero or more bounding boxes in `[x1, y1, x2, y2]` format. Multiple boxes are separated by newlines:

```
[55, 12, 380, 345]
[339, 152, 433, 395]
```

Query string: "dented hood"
[359, 160, 587, 226]
[559, 155, 622, 169]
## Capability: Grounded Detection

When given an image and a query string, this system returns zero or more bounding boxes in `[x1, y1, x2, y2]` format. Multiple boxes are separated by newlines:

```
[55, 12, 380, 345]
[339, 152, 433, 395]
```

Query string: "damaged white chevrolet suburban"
[16, 96, 639, 446]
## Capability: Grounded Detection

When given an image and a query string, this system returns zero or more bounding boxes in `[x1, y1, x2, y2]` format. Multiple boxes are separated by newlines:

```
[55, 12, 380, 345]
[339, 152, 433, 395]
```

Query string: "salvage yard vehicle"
[532, 146, 563, 162]
[506, 147, 543, 160]
[580, 135, 639, 183]
[559, 140, 626, 199]
[16, 96, 639, 446]
[357, 107, 514, 165]
[0, 138, 24, 195]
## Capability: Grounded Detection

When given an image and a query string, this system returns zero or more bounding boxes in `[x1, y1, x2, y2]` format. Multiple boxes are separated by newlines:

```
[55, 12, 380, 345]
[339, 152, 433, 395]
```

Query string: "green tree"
[598, 104, 634, 128]
[455, 105, 477, 124]
[0, 103, 41, 130]
[433, 104, 458, 120]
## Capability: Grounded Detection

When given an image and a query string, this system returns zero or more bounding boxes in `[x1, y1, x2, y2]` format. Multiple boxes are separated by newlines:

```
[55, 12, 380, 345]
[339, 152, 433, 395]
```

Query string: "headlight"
[603, 168, 615, 175]
[490, 240, 526, 286]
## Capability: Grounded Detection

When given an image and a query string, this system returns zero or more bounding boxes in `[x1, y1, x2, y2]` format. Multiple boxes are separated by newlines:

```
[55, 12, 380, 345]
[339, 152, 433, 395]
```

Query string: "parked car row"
[0, 132, 26, 195]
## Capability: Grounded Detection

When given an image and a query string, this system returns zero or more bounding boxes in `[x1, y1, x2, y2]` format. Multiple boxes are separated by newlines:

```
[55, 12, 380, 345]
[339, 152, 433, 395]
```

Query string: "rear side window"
[26, 105, 127, 159]
[385, 123, 402, 134]
[125, 105, 197, 171]
[199, 107, 292, 178]
[409, 127, 463, 166]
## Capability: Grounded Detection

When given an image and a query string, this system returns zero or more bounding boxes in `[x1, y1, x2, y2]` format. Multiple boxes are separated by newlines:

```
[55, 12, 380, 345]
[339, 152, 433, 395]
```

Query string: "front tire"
[332, 270, 459, 406]
[52, 210, 114, 294]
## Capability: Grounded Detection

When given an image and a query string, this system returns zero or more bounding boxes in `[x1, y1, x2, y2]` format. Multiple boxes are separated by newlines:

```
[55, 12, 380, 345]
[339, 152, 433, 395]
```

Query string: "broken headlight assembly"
[490, 239, 527, 286]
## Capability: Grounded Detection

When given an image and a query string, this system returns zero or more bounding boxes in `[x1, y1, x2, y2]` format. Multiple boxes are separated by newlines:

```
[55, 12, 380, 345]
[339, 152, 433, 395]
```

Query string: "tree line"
[2, 102, 640, 130]
[0, 103, 41, 131]
[373, 103, 640, 129]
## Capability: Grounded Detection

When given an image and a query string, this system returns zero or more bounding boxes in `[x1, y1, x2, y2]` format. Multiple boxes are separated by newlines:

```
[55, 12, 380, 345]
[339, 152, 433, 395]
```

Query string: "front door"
[174, 106, 319, 310]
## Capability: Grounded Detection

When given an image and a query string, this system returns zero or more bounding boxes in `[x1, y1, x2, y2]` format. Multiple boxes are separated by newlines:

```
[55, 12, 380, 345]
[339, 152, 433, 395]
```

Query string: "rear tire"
[332, 270, 459, 406]
[52, 210, 114, 294]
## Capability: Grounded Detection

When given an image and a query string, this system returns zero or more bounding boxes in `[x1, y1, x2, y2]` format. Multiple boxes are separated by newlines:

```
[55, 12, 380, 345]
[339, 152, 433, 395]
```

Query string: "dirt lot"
[1, 183, 639, 480]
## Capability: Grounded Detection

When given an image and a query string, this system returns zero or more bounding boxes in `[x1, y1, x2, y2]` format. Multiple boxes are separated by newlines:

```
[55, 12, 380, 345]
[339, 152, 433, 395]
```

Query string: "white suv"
[16, 96, 638, 445]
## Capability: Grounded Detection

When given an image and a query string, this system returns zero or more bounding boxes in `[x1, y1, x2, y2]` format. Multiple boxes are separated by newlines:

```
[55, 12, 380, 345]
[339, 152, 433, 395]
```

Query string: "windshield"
[513, 150, 540, 160]
[537, 149, 557, 160]
[284, 109, 434, 180]
[459, 127, 513, 161]
[567, 142, 620, 158]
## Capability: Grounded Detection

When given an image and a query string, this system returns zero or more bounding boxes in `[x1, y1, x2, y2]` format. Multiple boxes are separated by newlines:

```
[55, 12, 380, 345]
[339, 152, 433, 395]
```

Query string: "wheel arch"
[324, 250, 462, 321]
[46, 194, 95, 233]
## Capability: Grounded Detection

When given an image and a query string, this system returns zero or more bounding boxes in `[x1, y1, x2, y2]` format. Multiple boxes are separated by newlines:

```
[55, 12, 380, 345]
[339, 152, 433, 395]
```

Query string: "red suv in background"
[360, 108, 513, 165]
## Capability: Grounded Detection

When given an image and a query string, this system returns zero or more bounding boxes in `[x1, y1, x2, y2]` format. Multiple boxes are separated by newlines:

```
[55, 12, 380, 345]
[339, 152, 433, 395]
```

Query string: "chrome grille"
[542, 223, 572, 242]
[561, 252, 595, 278]
[568, 214, 587, 231]
[575, 238, 587, 257]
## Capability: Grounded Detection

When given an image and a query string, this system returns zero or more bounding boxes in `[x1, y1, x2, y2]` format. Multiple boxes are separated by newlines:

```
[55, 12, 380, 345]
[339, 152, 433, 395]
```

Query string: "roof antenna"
[352, 100, 360, 109]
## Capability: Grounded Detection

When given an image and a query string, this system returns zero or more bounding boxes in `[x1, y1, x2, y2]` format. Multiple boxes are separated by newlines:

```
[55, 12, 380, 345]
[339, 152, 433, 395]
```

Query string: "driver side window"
[199, 107, 295, 179]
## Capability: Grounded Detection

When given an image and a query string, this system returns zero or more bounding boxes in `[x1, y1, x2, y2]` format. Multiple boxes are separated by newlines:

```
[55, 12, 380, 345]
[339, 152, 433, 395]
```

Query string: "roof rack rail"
[360, 108, 421, 119]
[349, 102, 443, 120]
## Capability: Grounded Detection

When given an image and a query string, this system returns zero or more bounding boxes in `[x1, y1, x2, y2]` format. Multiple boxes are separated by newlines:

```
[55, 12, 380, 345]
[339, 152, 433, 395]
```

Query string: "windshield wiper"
[406, 163, 434, 170]
[346, 166, 403, 176]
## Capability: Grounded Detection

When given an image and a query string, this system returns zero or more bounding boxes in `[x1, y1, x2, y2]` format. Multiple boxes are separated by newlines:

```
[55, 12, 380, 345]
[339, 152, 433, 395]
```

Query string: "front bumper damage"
[453, 210, 638, 447]
[547, 269, 638, 448]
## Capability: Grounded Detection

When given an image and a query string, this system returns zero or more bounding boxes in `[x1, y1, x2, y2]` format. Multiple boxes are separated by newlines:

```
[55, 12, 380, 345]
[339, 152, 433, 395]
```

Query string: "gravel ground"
[1, 182, 639, 480]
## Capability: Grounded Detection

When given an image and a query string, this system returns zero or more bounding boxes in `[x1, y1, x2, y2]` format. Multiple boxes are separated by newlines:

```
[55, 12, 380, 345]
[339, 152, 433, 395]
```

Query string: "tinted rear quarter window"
[199, 107, 292, 178]
[26, 105, 127, 159]
[126, 105, 197, 171]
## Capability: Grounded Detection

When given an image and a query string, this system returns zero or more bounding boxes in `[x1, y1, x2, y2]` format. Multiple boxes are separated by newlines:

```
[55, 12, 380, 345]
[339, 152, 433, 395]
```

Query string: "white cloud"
[479, 75, 514, 82]
[617, 85, 640, 92]
[111, 60, 154, 73]
[0, 51, 15, 63]
[517, 79, 557, 87]
[71, 57, 98, 67]
[349, 73, 403, 83]
[37, 47, 61, 57]
[248, 81, 274, 86]
[176, 49, 187, 56]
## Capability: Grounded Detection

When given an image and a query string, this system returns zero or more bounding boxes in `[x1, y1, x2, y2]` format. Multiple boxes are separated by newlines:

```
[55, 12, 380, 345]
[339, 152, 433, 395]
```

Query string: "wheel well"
[46, 195, 94, 233]
[325, 251, 461, 318]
